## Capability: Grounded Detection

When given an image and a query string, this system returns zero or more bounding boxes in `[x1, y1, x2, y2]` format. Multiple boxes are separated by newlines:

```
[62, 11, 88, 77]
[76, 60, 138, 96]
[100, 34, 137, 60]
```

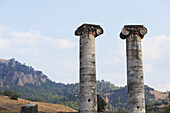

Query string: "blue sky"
[0, 0, 170, 91]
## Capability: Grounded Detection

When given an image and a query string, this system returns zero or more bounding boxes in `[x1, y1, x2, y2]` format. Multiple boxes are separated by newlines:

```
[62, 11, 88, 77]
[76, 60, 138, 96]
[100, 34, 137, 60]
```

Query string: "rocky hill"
[0, 58, 47, 87]
[0, 58, 168, 112]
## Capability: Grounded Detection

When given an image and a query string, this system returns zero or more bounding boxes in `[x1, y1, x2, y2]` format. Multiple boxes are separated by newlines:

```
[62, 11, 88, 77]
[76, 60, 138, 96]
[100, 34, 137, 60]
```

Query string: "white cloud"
[112, 43, 125, 57]
[0, 24, 9, 33]
[143, 35, 170, 59]
[10, 30, 40, 38]
[145, 64, 153, 73]
[0, 25, 78, 83]
[42, 36, 75, 49]
[0, 29, 76, 54]
[155, 83, 170, 92]
[18, 48, 42, 56]
[9, 30, 41, 48]
[0, 38, 11, 49]
[109, 42, 125, 63]
[66, 63, 77, 69]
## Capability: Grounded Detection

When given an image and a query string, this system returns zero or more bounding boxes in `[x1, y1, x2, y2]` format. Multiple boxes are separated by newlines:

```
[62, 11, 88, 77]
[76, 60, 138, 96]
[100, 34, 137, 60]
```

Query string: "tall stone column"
[120, 25, 147, 113]
[75, 24, 103, 113]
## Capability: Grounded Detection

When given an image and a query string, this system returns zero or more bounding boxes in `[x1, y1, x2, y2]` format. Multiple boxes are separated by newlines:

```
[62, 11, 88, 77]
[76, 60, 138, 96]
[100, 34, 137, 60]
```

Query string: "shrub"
[161, 99, 168, 105]
[0, 90, 3, 95]
[154, 101, 162, 106]
[3, 90, 20, 100]
[11, 92, 21, 100]
[4, 90, 13, 97]
[163, 105, 170, 113]
[97, 94, 106, 112]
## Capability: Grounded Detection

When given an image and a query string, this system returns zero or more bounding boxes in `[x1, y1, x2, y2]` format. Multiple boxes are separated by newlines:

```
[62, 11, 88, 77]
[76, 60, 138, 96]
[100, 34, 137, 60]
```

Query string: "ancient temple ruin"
[75, 24, 103, 113]
[75, 23, 147, 113]
[120, 25, 147, 113]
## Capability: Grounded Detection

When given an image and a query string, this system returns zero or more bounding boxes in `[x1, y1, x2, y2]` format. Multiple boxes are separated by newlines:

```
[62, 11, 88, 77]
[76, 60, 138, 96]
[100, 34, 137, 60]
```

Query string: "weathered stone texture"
[120, 25, 147, 113]
[21, 103, 38, 113]
[75, 24, 103, 113]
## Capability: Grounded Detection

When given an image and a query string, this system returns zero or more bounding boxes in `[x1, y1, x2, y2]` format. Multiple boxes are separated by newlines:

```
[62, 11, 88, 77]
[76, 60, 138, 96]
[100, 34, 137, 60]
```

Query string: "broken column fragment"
[120, 25, 147, 113]
[75, 24, 103, 113]
[21, 103, 38, 113]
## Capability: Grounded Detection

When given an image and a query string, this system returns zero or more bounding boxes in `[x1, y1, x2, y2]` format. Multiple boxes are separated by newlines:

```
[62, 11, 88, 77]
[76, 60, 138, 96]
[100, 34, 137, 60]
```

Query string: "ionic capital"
[75, 24, 104, 37]
[120, 25, 147, 39]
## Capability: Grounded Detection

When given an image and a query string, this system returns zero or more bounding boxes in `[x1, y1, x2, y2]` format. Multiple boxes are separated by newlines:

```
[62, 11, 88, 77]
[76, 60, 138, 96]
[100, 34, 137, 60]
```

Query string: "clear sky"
[0, 0, 170, 92]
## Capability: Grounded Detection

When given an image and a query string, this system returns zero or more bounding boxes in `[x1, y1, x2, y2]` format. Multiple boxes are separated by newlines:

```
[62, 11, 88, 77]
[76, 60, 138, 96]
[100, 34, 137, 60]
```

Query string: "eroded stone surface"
[75, 24, 103, 113]
[75, 24, 103, 37]
[21, 103, 38, 113]
[120, 25, 147, 113]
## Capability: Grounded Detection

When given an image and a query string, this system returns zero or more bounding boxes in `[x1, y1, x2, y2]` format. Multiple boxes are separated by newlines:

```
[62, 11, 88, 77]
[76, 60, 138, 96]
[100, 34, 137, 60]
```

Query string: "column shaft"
[80, 34, 97, 113]
[75, 24, 103, 113]
[126, 34, 145, 113]
[120, 25, 147, 113]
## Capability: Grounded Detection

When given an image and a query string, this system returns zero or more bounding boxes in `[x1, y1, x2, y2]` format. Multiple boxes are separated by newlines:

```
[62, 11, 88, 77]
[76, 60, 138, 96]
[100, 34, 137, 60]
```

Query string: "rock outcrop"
[0, 58, 47, 87]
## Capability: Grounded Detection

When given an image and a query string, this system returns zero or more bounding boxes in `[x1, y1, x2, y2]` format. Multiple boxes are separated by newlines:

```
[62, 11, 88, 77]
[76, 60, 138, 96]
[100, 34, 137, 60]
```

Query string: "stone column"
[120, 25, 147, 113]
[75, 24, 103, 113]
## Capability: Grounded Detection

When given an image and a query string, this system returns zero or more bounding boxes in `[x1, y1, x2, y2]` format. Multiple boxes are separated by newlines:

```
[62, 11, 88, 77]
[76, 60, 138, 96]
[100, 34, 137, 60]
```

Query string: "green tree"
[154, 101, 162, 106]
[4, 90, 13, 97]
[3, 90, 20, 100]
[0, 90, 3, 95]
[163, 91, 170, 113]
[108, 104, 115, 112]
[163, 105, 170, 113]
[97, 94, 106, 112]
[11, 92, 21, 100]
[161, 99, 168, 105]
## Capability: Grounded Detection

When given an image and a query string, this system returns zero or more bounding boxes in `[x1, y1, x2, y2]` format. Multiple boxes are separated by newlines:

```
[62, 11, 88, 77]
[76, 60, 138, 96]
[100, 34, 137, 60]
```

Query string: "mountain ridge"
[0, 58, 168, 112]
[0, 58, 48, 87]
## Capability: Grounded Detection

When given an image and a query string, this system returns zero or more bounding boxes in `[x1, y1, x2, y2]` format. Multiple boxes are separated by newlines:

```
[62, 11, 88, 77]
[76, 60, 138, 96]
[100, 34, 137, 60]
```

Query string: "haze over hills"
[0, 58, 168, 112]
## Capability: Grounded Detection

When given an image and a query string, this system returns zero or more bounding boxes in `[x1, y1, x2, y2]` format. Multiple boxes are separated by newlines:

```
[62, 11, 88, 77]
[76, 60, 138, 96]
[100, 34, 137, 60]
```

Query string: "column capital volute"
[75, 24, 104, 37]
[120, 25, 147, 39]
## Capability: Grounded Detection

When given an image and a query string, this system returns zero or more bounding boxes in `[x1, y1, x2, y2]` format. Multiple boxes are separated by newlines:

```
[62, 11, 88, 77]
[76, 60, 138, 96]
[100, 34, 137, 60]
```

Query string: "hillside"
[0, 95, 77, 113]
[0, 58, 120, 110]
[104, 86, 169, 112]
[0, 58, 47, 87]
[0, 58, 168, 112]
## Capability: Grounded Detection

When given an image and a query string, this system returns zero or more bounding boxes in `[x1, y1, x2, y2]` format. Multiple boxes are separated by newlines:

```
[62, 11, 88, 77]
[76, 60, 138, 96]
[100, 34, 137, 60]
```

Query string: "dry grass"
[0, 95, 77, 113]
[150, 90, 168, 101]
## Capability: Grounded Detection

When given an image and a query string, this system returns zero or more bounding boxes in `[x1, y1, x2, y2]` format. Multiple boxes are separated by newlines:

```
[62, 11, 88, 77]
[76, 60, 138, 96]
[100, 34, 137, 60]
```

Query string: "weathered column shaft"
[120, 25, 147, 113]
[80, 33, 97, 113]
[75, 24, 103, 113]
[126, 33, 145, 113]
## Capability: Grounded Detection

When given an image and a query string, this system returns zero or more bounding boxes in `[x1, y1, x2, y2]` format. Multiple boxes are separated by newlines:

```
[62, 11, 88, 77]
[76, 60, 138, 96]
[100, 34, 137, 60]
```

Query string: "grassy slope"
[0, 95, 77, 113]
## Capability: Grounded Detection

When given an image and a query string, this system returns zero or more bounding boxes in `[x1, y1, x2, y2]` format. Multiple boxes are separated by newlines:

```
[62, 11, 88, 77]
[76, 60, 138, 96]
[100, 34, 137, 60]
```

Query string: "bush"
[11, 92, 21, 100]
[161, 99, 168, 105]
[154, 101, 162, 106]
[3, 90, 20, 100]
[4, 90, 13, 97]
[97, 94, 106, 112]
[0, 90, 3, 95]
[163, 91, 170, 113]
[163, 105, 170, 113]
